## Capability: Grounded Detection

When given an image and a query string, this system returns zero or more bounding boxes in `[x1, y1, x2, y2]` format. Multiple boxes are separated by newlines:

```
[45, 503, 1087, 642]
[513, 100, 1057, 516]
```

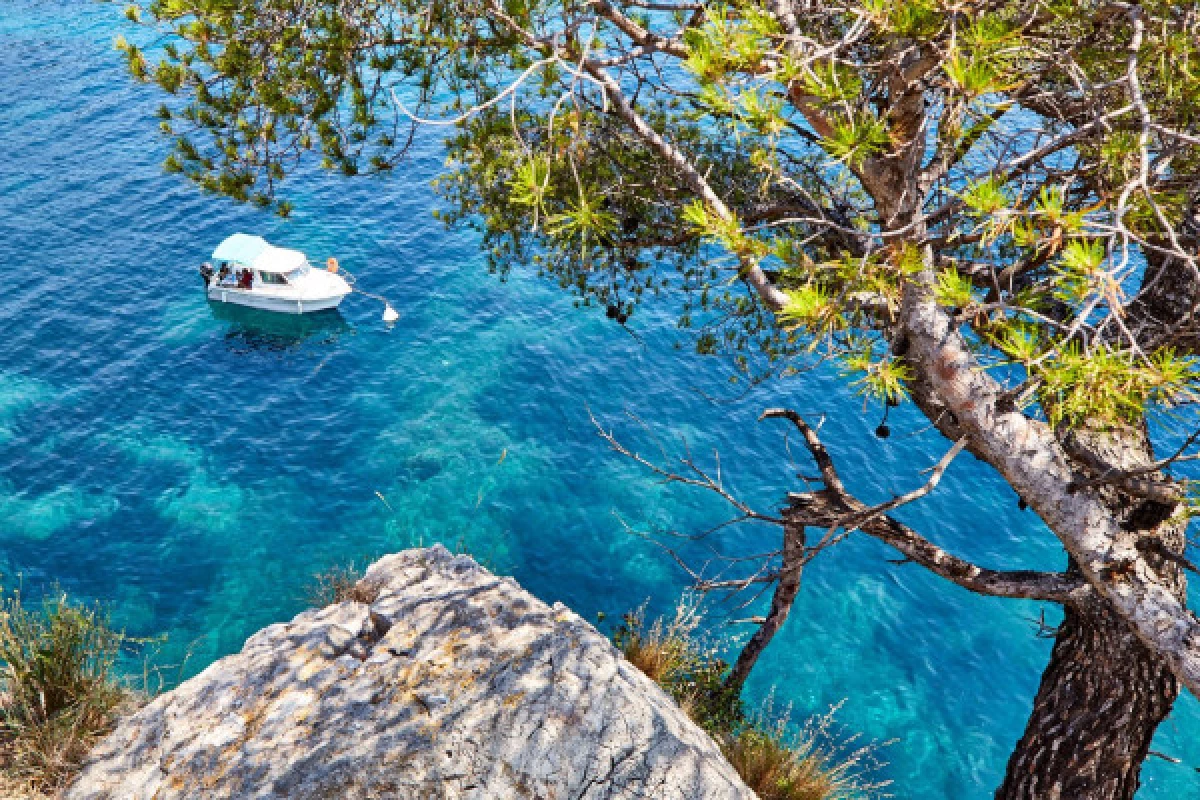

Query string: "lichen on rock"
[68, 545, 755, 799]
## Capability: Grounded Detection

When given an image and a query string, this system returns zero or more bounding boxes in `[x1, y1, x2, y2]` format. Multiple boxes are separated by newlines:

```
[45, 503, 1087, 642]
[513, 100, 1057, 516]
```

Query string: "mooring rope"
[326, 259, 399, 322]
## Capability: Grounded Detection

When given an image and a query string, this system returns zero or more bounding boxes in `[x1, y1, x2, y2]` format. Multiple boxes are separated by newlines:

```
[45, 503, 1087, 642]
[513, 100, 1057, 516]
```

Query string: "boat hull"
[207, 287, 347, 315]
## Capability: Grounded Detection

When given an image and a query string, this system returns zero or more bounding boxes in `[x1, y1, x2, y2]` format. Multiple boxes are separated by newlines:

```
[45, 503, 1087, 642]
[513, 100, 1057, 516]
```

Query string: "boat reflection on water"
[208, 301, 352, 353]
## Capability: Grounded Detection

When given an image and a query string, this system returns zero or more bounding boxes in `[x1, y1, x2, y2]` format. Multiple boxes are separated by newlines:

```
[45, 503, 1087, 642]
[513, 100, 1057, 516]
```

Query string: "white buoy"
[382, 304, 400, 323]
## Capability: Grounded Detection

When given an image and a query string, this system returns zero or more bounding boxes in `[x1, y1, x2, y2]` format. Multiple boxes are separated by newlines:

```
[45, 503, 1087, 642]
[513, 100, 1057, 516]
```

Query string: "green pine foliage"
[121, 0, 1200, 448]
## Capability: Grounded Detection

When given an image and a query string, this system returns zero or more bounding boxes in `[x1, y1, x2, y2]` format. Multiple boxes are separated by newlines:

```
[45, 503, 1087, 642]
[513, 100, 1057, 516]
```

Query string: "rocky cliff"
[68, 545, 755, 799]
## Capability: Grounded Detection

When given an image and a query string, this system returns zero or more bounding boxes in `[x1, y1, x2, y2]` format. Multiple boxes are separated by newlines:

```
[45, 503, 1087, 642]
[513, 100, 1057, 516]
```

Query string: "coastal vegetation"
[614, 602, 888, 800]
[305, 559, 383, 607]
[120, 0, 1200, 796]
[0, 589, 139, 797]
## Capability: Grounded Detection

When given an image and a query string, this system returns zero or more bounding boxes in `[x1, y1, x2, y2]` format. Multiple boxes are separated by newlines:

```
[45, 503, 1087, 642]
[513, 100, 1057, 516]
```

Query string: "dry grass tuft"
[613, 601, 702, 686]
[614, 601, 890, 800]
[0, 589, 138, 796]
[723, 724, 828, 800]
[306, 561, 382, 607]
[613, 599, 742, 734]
[720, 706, 890, 800]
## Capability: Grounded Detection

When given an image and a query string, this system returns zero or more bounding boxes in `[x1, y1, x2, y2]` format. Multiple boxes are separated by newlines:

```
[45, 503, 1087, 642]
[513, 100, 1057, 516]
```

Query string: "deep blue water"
[1, 3, 1198, 796]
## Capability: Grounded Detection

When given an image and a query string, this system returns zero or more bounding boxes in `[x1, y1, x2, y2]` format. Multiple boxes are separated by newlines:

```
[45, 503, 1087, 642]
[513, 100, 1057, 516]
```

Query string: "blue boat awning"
[212, 233, 269, 266]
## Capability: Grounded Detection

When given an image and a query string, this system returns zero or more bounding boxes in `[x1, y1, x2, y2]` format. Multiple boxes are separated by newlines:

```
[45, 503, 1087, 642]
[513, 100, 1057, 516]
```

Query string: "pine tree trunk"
[996, 420, 1189, 799]
[996, 590, 1180, 800]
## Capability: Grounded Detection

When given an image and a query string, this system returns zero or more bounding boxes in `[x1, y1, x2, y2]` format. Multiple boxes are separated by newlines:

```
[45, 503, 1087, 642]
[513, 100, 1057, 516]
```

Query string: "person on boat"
[217, 265, 232, 285]
[238, 269, 253, 290]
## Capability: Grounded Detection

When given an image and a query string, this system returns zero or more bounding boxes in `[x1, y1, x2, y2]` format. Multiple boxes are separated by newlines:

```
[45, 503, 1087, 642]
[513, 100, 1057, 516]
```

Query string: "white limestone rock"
[68, 545, 755, 799]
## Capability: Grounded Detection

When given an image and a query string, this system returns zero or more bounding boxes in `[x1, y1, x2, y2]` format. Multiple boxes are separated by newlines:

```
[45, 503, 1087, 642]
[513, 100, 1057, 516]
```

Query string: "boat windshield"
[287, 264, 311, 282]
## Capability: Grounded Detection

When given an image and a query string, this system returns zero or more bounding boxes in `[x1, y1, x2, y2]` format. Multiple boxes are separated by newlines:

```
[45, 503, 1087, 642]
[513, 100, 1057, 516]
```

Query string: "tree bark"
[1000, 423, 1186, 800]
[997, 588, 1180, 800]
[725, 512, 806, 691]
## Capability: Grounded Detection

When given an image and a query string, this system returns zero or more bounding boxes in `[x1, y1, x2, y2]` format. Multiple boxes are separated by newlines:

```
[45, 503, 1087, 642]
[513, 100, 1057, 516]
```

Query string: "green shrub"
[0, 589, 134, 794]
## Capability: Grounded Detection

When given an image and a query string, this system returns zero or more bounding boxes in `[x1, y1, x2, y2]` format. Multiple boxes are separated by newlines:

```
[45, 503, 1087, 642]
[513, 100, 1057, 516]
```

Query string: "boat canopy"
[253, 245, 307, 274]
[211, 233, 308, 274]
[212, 233, 268, 265]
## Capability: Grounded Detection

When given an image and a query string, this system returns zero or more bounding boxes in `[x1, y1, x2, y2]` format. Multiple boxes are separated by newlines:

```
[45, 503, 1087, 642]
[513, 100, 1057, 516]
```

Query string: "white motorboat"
[200, 233, 352, 314]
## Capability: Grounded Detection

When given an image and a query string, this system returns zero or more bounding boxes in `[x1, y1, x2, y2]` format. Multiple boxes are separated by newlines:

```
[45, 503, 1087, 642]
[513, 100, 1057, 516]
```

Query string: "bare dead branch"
[762, 408, 1087, 603]
[759, 408, 845, 493]
[591, 408, 785, 525]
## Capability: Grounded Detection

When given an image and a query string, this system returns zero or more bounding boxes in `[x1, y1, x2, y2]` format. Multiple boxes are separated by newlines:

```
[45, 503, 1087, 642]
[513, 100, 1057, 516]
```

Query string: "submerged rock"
[69, 545, 754, 799]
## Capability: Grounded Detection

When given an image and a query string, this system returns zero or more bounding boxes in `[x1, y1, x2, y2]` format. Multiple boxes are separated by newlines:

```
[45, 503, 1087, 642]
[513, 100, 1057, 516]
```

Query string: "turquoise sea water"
[2, 4, 1198, 796]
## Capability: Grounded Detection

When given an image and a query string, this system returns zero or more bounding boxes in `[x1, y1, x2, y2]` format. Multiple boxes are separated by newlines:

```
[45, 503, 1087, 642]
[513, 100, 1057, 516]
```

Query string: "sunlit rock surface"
[68, 545, 754, 799]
